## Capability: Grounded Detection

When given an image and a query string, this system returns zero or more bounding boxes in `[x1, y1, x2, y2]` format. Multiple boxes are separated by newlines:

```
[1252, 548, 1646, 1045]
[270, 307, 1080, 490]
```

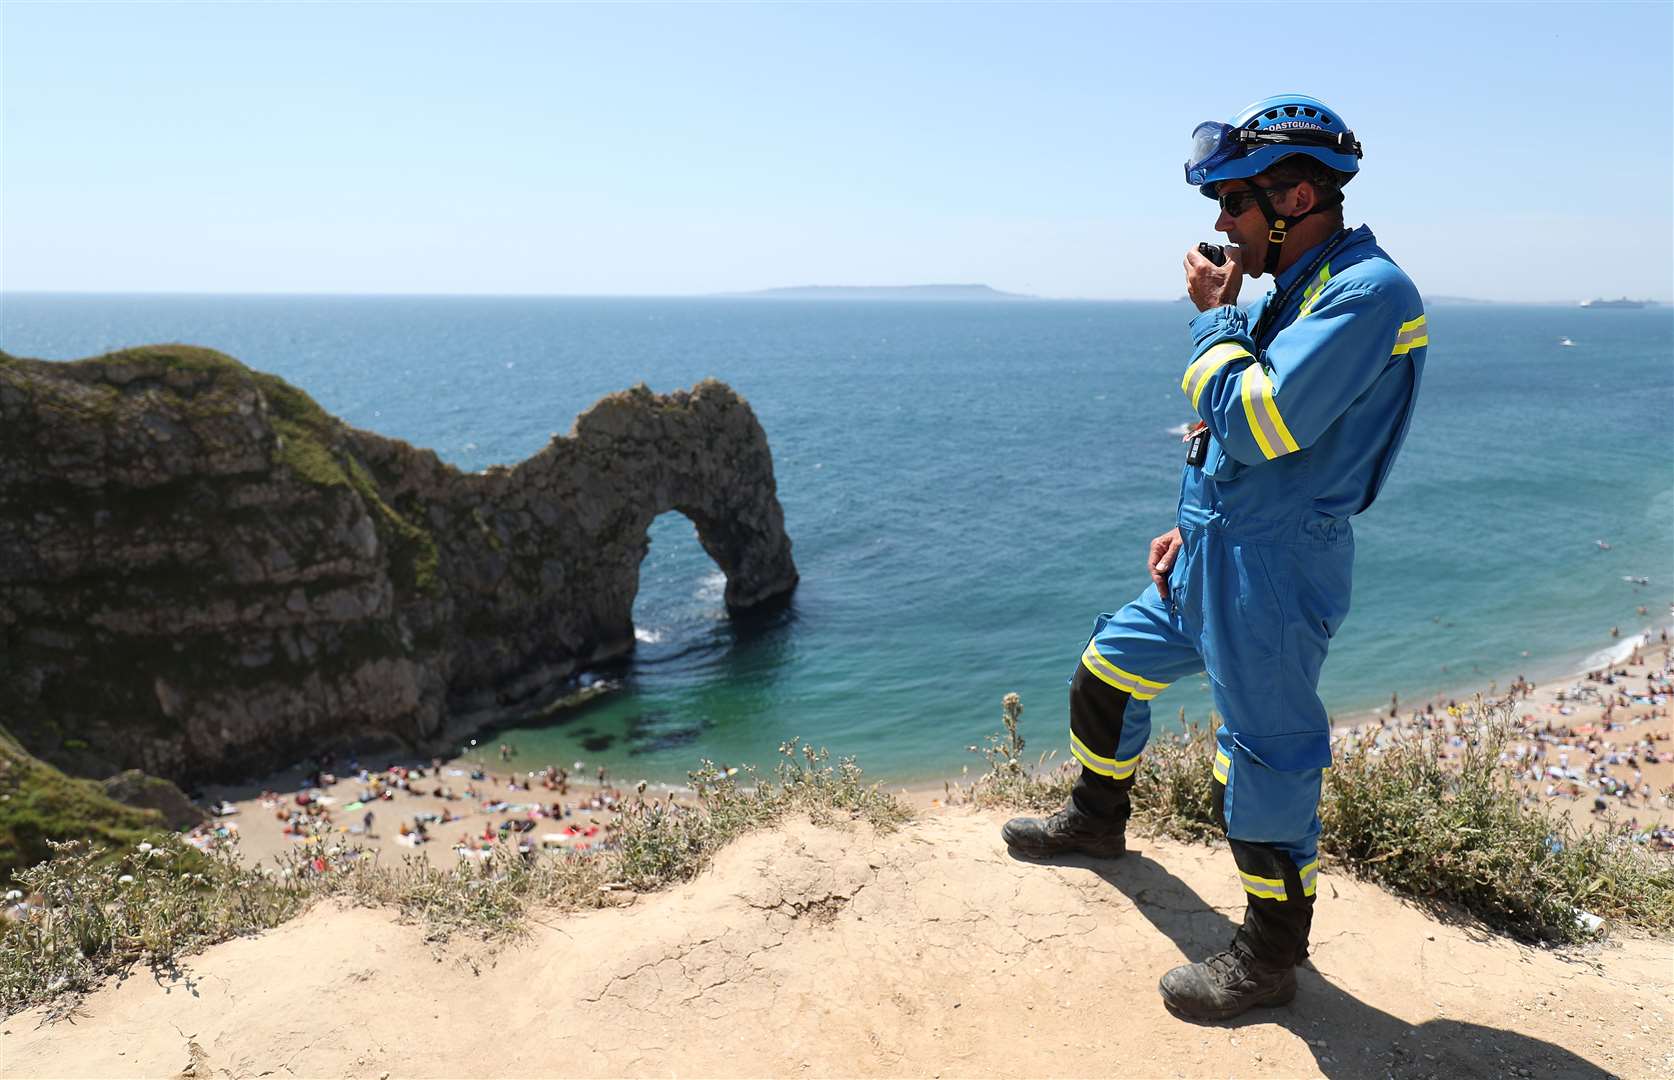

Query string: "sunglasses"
[1217, 182, 1300, 217]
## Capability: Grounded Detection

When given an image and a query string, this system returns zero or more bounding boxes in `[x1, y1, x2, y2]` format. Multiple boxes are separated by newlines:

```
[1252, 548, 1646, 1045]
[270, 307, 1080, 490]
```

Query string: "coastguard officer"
[1002, 94, 1428, 1021]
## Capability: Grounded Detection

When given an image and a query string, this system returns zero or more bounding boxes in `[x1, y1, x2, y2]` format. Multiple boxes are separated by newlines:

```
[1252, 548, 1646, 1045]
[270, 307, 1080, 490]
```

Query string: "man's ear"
[1286, 182, 1318, 217]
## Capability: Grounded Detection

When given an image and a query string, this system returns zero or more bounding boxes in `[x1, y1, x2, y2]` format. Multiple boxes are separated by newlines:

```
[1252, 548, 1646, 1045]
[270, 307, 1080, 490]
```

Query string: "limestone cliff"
[0, 346, 797, 783]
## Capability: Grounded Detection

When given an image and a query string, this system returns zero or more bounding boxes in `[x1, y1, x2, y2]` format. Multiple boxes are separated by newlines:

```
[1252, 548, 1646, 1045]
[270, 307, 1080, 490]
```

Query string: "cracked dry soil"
[4, 811, 1670, 1079]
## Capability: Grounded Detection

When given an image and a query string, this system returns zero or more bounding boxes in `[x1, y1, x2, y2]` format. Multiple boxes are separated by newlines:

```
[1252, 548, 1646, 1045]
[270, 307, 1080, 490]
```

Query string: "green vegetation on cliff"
[0, 728, 175, 885]
[345, 457, 441, 596]
[106, 343, 243, 376]
[249, 368, 352, 489]
[248, 369, 440, 595]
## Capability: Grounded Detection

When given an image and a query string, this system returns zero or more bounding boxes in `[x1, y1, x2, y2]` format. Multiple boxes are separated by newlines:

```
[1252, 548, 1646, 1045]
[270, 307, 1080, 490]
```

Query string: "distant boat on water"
[1579, 297, 1646, 309]
[1559, 337, 1575, 347]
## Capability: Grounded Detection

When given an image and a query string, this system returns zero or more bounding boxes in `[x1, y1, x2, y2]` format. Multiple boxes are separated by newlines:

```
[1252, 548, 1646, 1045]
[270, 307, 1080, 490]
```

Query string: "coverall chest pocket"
[1200, 539, 1287, 695]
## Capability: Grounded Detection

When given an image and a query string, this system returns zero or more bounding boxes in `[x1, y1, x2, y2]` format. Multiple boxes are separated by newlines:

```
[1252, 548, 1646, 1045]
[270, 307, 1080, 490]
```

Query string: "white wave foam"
[634, 627, 665, 644]
[1581, 630, 1651, 670]
[695, 571, 726, 603]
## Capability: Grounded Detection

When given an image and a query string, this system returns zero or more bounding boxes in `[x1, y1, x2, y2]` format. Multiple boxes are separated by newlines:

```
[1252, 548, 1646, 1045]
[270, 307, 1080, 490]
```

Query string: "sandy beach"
[198, 749, 644, 870]
[193, 624, 1674, 870]
[1330, 629, 1674, 836]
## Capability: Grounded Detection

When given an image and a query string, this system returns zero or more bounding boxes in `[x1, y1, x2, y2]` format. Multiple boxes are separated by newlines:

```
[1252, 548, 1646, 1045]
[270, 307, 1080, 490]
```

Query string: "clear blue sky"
[3, 1, 1670, 301]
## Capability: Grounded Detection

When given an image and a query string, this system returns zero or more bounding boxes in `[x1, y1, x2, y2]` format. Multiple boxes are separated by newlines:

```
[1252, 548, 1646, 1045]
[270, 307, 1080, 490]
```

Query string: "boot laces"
[1204, 948, 1251, 986]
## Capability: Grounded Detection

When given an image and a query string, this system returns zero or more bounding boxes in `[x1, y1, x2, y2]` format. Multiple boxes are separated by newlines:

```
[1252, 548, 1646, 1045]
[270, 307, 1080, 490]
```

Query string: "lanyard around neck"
[1250, 228, 1350, 350]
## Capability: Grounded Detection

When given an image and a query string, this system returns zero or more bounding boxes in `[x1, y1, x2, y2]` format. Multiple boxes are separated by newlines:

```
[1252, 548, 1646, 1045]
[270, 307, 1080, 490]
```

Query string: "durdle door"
[0, 346, 797, 784]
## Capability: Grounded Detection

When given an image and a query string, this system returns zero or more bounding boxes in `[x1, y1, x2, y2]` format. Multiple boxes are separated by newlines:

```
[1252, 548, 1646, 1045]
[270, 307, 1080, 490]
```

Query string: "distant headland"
[721, 283, 1034, 301]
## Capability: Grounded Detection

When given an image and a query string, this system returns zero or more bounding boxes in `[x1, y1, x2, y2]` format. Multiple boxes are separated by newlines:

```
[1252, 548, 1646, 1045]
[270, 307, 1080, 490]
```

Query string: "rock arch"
[0, 347, 797, 780]
[392, 380, 801, 718]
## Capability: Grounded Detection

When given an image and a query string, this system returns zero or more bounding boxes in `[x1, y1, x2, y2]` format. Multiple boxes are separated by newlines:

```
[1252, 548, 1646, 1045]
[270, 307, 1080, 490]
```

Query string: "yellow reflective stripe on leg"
[1212, 749, 1230, 784]
[1239, 366, 1300, 459]
[1069, 732, 1140, 780]
[1391, 314, 1429, 356]
[1239, 871, 1288, 901]
[1299, 859, 1320, 897]
[1181, 342, 1253, 407]
[1080, 644, 1168, 701]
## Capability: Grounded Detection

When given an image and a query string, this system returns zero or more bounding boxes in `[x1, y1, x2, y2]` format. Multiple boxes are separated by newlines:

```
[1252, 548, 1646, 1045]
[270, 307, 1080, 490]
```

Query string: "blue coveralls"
[1068, 226, 1427, 964]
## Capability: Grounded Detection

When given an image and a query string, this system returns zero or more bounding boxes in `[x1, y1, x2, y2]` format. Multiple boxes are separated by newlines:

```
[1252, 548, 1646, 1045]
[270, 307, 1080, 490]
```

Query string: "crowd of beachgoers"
[194, 745, 637, 870]
[1334, 628, 1674, 850]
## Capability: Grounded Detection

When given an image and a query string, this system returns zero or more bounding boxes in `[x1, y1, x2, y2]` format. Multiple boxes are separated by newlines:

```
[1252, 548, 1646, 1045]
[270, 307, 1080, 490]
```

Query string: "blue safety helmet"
[1185, 94, 1362, 198]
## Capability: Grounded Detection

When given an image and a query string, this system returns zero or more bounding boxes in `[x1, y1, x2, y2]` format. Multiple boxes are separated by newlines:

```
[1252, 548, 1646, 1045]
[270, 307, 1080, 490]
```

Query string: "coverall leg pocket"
[1214, 734, 1323, 849]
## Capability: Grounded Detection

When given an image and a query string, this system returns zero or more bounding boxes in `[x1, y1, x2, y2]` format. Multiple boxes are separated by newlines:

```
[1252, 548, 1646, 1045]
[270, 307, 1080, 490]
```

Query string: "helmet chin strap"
[1247, 184, 1290, 278]
[1247, 184, 1341, 277]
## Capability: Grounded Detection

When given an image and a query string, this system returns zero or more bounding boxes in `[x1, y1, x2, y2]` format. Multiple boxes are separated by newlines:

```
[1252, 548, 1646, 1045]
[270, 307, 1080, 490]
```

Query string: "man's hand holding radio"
[1184, 244, 1244, 312]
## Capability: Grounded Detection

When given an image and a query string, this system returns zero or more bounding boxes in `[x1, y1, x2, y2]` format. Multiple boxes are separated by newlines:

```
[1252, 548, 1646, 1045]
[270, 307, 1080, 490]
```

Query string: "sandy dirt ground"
[5, 810, 1670, 1080]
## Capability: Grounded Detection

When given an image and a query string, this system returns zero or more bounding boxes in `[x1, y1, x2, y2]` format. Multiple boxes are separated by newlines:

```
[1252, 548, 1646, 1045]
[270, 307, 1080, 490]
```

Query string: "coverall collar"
[1270, 225, 1374, 295]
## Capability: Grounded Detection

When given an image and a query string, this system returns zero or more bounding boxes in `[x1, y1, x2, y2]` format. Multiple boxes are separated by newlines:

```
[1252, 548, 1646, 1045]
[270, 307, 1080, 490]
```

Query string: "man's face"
[1213, 177, 1306, 277]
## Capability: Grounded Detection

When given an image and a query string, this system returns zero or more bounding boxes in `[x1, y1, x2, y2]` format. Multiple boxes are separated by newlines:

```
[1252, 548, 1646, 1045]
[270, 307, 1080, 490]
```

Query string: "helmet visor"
[1185, 122, 1237, 185]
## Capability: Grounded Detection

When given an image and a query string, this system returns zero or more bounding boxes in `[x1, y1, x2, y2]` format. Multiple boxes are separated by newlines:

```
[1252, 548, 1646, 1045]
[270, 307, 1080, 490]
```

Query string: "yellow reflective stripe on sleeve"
[1299, 859, 1320, 897]
[1239, 871, 1288, 901]
[1391, 314, 1428, 356]
[1079, 644, 1169, 701]
[1212, 749, 1230, 784]
[1069, 732, 1141, 780]
[1297, 263, 1332, 318]
[1181, 342, 1253, 407]
[1239, 366, 1300, 459]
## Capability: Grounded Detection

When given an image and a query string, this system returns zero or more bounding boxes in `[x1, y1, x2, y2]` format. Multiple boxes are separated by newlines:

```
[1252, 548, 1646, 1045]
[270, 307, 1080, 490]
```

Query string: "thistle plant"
[952, 692, 1076, 810]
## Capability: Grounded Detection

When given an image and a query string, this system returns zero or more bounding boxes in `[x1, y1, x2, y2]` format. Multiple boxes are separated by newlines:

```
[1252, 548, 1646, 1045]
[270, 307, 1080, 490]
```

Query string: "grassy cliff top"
[0, 727, 174, 884]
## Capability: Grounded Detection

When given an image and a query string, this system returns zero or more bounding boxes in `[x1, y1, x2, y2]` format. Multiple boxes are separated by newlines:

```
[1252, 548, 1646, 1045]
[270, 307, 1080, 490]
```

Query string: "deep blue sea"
[3, 294, 1671, 786]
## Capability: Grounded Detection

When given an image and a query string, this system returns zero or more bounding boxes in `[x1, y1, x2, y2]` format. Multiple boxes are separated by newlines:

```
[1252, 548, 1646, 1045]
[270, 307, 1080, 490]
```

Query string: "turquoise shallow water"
[3, 294, 1671, 785]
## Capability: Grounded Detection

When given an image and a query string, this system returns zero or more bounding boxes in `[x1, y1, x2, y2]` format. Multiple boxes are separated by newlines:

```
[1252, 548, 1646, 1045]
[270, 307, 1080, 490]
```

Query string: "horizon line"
[1, 288, 1652, 306]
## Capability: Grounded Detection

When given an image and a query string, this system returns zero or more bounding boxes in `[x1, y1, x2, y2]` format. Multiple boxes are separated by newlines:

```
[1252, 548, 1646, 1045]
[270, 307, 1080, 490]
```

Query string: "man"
[1002, 94, 1427, 1021]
